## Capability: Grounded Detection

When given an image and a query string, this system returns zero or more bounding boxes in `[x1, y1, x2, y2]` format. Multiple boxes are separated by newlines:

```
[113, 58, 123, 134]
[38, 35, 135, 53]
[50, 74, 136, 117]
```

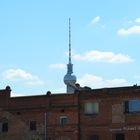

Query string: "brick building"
[1, 85, 140, 140]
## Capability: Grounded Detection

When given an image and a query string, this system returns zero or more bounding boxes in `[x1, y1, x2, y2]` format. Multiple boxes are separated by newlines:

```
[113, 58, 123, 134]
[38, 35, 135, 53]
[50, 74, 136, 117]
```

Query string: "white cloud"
[135, 18, 140, 23]
[2, 69, 44, 86]
[77, 74, 128, 88]
[78, 74, 103, 86]
[91, 16, 100, 24]
[3, 69, 36, 80]
[49, 64, 66, 69]
[117, 25, 140, 35]
[73, 50, 133, 63]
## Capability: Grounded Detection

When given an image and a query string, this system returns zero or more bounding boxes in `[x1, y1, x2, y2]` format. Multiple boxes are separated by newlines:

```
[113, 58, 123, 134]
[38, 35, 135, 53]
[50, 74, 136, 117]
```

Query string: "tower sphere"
[64, 73, 76, 85]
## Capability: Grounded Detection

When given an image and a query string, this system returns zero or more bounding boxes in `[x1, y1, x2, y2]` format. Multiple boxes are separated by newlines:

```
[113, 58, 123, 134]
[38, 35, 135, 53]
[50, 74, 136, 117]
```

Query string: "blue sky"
[0, 0, 140, 96]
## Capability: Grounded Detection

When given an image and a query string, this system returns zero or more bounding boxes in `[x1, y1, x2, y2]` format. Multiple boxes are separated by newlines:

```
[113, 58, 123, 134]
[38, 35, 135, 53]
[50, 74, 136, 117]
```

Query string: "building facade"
[1, 85, 140, 140]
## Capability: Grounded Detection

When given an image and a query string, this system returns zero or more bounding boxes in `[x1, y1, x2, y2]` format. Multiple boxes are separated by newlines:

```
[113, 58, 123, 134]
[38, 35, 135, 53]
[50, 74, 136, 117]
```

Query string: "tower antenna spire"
[69, 18, 71, 64]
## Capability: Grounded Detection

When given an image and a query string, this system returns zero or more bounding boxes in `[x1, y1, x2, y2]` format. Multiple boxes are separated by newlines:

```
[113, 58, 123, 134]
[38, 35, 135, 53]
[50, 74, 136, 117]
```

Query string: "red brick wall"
[1, 86, 140, 140]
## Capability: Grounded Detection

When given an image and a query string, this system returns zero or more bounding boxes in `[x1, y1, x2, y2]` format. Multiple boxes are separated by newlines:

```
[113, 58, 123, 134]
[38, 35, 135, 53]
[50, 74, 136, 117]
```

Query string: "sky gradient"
[0, 0, 140, 96]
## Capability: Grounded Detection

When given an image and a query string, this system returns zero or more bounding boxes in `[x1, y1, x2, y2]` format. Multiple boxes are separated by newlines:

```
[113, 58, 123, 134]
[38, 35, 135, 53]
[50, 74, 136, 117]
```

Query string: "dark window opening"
[115, 133, 125, 140]
[2, 122, 8, 132]
[88, 135, 99, 140]
[30, 121, 36, 131]
[60, 116, 68, 125]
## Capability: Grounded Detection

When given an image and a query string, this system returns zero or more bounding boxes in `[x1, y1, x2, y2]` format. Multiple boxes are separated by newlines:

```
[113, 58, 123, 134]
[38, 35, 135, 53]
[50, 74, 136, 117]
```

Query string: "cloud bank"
[78, 74, 128, 88]
[73, 50, 133, 63]
[118, 25, 140, 36]
[2, 69, 44, 86]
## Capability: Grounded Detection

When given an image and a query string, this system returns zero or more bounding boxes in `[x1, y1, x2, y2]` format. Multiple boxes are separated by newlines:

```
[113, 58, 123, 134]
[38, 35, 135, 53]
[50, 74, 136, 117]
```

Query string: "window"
[2, 122, 8, 132]
[0, 118, 8, 133]
[84, 102, 99, 115]
[124, 99, 140, 113]
[60, 116, 68, 125]
[0, 122, 8, 133]
[88, 135, 99, 140]
[30, 121, 36, 131]
[114, 133, 125, 140]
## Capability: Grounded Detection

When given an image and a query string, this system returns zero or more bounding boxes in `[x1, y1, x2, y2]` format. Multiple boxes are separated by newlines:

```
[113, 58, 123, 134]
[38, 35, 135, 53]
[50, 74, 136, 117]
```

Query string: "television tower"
[64, 18, 77, 93]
